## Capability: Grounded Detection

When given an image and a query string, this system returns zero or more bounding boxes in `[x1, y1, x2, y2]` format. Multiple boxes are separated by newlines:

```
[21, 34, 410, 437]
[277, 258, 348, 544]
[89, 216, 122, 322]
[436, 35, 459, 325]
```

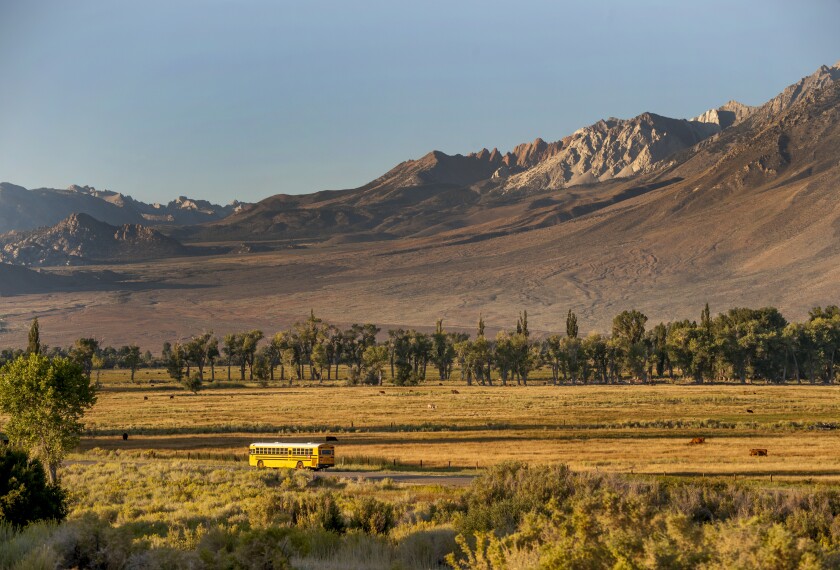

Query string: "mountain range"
[1, 61, 838, 347]
[186, 62, 839, 245]
[0, 182, 248, 234]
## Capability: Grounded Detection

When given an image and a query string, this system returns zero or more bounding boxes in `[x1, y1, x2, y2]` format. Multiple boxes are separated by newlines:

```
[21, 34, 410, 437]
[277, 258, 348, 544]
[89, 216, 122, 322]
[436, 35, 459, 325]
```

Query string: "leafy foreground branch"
[4, 460, 840, 569]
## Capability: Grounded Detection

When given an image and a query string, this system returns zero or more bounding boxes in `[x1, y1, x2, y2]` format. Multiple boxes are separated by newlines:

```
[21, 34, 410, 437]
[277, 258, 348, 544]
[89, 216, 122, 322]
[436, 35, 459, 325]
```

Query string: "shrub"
[349, 497, 396, 535]
[457, 462, 574, 536]
[182, 372, 202, 393]
[231, 527, 293, 570]
[0, 447, 66, 526]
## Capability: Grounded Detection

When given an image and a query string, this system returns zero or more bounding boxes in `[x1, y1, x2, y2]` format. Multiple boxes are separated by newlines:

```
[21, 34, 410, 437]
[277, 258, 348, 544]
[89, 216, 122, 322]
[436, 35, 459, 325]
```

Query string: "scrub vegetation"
[4, 461, 840, 569]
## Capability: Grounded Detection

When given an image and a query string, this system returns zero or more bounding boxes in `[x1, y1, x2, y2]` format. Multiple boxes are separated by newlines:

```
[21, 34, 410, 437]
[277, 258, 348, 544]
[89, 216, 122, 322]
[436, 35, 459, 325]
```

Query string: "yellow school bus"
[248, 442, 335, 470]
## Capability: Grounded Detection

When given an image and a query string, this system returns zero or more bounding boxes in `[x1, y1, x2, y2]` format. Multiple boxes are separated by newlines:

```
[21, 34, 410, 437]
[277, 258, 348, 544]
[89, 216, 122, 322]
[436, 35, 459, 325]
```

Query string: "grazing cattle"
[746, 409, 754, 413]
[169, 395, 175, 400]
[689, 437, 706, 445]
[379, 390, 386, 395]
[427, 404, 437, 410]
[750, 448, 768, 457]
[451, 389, 460, 394]
[326, 436, 338, 441]
[143, 396, 148, 401]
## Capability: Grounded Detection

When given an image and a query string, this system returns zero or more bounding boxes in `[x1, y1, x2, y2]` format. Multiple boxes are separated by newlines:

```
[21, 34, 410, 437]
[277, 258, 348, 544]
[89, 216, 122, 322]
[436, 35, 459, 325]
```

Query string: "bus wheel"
[257, 460, 264, 469]
[296, 461, 304, 470]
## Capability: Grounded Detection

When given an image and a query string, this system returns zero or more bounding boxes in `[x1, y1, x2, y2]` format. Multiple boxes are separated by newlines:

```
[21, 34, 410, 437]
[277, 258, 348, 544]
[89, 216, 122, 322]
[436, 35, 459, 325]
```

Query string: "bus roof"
[249, 442, 327, 447]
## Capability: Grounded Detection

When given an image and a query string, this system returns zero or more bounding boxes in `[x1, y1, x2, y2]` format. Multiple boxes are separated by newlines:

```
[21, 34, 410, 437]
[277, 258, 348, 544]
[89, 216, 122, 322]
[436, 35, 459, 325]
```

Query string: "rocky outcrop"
[497, 113, 721, 192]
[692, 100, 756, 129]
[0, 213, 188, 266]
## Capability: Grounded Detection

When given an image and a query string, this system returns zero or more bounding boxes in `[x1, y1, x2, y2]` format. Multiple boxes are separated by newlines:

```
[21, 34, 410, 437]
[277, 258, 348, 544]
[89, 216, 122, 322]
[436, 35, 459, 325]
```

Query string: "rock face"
[497, 113, 721, 193]
[0, 213, 188, 266]
[0, 183, 248, 234]
[692, 100, 756, 129]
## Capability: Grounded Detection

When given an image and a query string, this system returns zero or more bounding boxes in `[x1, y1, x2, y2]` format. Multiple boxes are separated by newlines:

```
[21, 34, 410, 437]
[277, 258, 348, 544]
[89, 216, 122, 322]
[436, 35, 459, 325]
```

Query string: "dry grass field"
[67, 370, 840, 481]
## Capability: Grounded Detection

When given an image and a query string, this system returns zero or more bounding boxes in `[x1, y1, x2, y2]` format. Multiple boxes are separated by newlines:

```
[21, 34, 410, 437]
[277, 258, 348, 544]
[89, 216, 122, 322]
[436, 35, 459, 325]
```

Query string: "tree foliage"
[0, 354, 97, 483]
[0, 446, 66, 526]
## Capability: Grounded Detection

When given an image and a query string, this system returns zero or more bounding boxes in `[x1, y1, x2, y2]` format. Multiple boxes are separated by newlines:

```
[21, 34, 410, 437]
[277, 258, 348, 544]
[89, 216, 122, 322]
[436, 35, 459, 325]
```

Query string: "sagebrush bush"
[349, 497, 397, 535]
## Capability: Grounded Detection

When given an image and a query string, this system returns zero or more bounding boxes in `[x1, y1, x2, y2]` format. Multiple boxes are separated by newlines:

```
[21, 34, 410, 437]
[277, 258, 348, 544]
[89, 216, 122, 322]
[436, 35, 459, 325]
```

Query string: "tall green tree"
[27, 318, 41, 356]
[121, 345, 142, 382]
[70, 338, 99, 379]
[0, 354, 97, 483]
[184, 332, 216, 381]
[361, 345, 389, 386]
[222, 333, 239, 381]
[612, 310, 648, 381]
[566, 310, 578, 339]
[432, 319, 457, 380]
[166, 342, 187, 383]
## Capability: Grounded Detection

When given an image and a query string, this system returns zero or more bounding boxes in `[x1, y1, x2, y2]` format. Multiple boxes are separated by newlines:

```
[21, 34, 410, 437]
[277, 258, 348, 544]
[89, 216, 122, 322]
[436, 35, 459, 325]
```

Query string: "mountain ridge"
[0, 183, 249, 234]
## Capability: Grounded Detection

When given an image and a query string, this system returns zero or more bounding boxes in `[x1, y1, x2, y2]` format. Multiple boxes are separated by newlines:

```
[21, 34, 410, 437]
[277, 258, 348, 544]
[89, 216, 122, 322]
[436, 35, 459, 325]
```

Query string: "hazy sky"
[0, 1, 837, 204]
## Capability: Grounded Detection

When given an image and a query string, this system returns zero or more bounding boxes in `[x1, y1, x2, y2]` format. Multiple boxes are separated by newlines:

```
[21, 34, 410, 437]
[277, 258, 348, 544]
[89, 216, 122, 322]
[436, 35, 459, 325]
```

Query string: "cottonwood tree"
[361, 345, 389, 385]
[222, 334, 239, 381]
[70, 338, 100, 379]
[184, 332, 216, 381]
[166, 342, 187, 383]
[612, 310, 648, 381]
[0, 354, 97, 483]
[121, 345, 142, 382]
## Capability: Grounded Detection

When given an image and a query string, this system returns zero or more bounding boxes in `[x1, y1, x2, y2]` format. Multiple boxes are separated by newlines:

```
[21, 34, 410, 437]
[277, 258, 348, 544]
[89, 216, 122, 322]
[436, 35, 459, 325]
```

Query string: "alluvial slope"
[0, 213, 189, 266]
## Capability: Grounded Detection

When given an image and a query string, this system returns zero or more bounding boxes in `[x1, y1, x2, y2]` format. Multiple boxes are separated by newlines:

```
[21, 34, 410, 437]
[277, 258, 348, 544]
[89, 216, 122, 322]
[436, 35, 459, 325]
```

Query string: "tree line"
[157, 304, 840, 388]
[3, 304, 840, 389]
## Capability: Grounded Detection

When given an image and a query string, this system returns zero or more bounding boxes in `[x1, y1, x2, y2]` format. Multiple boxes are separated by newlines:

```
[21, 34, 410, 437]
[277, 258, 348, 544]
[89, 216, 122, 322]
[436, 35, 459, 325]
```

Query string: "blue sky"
[0, 0, 837, 204]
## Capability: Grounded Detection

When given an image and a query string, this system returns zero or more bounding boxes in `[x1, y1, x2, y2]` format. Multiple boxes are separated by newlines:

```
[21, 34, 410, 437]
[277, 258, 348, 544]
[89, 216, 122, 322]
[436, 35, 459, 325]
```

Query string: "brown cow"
[689, 437, 706, 445]
[749, 448, 768, 457]
[451, 389, 460, 394]
[379, 390, 386, 395]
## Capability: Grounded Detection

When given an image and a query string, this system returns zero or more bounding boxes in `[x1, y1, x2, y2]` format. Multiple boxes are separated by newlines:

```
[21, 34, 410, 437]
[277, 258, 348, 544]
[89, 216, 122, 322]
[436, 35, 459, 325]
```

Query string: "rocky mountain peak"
[0, 213, 187, 266]
[758, 62, 840, 117]
[692, 100, 756, 130]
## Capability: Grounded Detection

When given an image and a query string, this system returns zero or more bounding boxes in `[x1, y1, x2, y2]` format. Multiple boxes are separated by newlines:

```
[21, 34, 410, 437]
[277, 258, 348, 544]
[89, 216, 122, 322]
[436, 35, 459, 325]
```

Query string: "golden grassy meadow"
[8, 367, 840, 568]
[75, 368, 840, 481]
